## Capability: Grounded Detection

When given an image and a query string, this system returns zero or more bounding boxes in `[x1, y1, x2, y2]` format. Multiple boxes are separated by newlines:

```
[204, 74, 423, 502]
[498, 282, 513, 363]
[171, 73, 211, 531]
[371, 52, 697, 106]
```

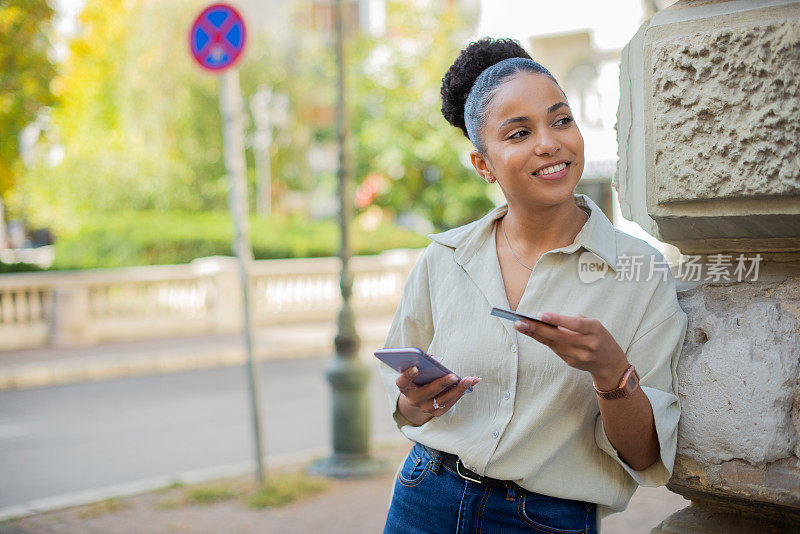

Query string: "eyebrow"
[497, 101, 571, 132]
[547, 101, 569, 114]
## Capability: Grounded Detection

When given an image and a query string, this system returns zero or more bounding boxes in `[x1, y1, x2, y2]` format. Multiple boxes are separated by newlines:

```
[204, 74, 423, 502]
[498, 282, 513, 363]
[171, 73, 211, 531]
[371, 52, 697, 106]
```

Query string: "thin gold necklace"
[501, 217, 533, 271]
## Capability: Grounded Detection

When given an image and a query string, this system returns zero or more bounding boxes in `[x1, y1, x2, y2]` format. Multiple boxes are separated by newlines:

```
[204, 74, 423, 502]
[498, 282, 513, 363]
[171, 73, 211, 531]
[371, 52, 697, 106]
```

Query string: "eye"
[508, 129, 529, 140]
[555, 116, 574, 127]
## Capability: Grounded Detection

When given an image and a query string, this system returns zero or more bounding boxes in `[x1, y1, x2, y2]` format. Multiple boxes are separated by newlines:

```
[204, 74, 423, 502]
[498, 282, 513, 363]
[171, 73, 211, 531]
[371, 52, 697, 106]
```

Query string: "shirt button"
[511, 344, 517, 353]
[504, 391, 511, 400]
[492, 430, 499, 439]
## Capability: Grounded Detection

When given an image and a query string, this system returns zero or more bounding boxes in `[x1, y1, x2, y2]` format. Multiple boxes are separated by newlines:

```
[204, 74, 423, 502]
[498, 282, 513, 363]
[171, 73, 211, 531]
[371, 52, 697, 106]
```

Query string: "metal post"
[220, 68, 266, 484]
[308, 0, 385, 478]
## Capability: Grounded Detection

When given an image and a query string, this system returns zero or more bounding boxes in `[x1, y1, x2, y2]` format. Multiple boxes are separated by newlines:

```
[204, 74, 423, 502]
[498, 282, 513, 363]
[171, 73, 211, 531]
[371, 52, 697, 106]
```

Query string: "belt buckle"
[455, 458, 483, 484]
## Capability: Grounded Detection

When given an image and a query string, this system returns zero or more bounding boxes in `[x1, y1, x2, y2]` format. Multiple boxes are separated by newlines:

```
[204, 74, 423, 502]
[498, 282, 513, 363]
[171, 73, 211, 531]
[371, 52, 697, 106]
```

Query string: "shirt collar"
[428, 194, 618, 272]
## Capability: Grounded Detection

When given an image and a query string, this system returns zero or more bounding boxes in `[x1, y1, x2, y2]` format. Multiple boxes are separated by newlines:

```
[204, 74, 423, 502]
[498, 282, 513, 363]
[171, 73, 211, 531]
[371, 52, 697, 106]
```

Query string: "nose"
[533, 129, 560, 156]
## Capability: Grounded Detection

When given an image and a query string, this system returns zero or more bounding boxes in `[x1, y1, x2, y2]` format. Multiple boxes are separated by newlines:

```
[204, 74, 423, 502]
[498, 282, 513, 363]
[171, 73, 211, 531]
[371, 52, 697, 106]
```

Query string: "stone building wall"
[616, 1, 800, 531]
[651, 21, 800, 203]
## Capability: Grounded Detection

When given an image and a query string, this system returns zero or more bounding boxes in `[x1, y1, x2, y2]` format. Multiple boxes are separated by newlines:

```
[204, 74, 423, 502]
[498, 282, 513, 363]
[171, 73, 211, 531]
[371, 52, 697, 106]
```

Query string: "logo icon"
[578, 251, 608, 283]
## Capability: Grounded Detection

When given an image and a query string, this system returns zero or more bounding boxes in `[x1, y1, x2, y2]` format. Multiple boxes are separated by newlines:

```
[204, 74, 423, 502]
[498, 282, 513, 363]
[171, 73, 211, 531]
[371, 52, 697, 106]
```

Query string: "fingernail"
[539, 313, 552, 322]
[409, 366, 419, 376]
[473, 377, 482, 384]
[514, 320, 527, 331]
[449, 375, 458, 384]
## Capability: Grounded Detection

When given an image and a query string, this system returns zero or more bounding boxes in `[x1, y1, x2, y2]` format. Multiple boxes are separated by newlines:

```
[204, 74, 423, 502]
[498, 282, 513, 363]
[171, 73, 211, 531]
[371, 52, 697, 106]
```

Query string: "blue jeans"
[384, 442, 597, 534]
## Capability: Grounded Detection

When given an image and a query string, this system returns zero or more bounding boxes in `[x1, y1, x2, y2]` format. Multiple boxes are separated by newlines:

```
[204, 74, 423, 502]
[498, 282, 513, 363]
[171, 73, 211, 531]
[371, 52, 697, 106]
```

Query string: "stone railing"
[0, 249, 422, 351]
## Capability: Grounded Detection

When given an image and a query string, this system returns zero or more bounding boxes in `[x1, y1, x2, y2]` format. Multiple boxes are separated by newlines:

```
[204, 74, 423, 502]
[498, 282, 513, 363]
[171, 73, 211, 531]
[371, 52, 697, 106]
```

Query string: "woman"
[379, 37, 687, 533]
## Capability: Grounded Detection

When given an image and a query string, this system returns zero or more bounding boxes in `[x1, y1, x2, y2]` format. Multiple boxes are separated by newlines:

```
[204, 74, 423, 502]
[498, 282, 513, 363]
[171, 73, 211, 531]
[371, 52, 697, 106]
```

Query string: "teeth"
[534, 162, 567, 175]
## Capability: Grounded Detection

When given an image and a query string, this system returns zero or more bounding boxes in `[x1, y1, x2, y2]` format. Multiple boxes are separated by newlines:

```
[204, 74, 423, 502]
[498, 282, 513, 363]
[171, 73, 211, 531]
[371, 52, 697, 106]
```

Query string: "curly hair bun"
[440, 37, 532, 138]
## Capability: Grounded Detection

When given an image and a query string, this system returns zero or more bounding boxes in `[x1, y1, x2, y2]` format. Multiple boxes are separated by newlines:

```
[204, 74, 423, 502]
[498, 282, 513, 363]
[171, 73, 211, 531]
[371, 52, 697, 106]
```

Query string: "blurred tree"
[239, 31, 337, 206]
[11, 0, 223, 233]
[10, 0, 491, 243]
[12, 0, 328, 233]
[0, 0, 57, 195]
[349, 1, 493, 230]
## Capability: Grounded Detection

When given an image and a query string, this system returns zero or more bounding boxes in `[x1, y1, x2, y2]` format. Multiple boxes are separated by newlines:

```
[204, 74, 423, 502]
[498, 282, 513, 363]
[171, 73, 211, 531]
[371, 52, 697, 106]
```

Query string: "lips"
[532, 161, 570, 181]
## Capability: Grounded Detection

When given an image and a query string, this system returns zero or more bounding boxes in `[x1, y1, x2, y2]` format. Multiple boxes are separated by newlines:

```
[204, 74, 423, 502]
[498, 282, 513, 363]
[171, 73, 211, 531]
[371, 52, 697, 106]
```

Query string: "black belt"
[437, 450, 517, 489]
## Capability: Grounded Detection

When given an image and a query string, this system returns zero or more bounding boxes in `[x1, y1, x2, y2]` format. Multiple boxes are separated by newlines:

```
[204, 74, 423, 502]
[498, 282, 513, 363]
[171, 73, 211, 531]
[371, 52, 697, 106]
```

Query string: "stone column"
[190, 256, 244, 334]
[49, 285, 93, 347]
[616, 1, 800, 531]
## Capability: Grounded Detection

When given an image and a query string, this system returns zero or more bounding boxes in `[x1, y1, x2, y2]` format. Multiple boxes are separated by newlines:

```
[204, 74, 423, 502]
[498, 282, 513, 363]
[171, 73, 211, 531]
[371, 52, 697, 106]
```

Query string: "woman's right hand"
[395, 363, 481, 423]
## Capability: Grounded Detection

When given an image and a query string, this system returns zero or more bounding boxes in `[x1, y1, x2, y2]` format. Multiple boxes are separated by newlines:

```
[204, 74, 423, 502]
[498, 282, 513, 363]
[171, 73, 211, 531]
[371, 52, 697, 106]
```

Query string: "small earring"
[486, 174, 494, 183]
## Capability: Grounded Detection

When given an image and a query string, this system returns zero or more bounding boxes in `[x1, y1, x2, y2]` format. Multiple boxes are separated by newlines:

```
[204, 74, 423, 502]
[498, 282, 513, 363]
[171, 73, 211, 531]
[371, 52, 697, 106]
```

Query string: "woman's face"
[471, 72, 584, 209]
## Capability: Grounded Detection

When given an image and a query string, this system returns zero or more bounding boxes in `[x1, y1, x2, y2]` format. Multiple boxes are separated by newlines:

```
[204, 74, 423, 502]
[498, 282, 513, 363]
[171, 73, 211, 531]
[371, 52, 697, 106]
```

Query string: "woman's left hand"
[514, 312, 630, 391]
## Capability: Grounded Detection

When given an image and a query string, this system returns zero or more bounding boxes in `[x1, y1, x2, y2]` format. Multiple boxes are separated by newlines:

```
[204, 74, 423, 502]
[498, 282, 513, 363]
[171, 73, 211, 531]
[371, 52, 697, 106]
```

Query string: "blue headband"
[464, 57, 555, 151]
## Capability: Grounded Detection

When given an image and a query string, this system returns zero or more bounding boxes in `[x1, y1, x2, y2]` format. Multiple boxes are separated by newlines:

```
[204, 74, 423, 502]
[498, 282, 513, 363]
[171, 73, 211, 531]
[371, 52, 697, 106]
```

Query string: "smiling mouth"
[532, 162, 569, 176]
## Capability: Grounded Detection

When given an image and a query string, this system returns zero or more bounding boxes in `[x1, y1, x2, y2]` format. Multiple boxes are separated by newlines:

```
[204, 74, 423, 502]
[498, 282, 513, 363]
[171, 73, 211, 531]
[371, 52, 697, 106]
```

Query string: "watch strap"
[594, 364, 639, 399]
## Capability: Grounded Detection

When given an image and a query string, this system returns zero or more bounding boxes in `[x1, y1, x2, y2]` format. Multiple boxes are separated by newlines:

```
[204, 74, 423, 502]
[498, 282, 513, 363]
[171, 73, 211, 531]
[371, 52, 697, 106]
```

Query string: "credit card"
[490, 307, 558, 327]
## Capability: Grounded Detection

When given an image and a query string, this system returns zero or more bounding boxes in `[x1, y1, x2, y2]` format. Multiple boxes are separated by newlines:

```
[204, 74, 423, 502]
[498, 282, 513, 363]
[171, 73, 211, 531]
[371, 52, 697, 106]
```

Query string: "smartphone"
[374, 347, 469, 391]
[490, 307, 558, 327]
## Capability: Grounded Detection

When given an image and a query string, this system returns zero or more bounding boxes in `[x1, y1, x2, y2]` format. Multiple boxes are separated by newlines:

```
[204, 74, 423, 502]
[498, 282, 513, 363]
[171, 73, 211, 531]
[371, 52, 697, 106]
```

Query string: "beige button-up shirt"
[379, 194, 687, 517]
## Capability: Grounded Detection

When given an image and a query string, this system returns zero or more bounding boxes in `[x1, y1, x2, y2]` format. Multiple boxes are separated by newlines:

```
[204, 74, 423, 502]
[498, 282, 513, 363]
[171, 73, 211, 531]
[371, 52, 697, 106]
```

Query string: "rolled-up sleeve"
[378, 247, 435, 431]
[595, 308, 688, 486]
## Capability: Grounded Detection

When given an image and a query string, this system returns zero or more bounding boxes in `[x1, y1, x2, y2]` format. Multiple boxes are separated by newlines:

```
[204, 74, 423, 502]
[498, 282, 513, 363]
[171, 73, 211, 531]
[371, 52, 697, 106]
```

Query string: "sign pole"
[190, 3, 263, 485]
[219, 67, 265, 484]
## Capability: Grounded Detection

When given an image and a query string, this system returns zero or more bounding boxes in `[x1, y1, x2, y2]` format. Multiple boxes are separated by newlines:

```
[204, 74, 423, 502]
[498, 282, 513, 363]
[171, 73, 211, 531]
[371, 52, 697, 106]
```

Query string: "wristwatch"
[593, 364, 639, 399]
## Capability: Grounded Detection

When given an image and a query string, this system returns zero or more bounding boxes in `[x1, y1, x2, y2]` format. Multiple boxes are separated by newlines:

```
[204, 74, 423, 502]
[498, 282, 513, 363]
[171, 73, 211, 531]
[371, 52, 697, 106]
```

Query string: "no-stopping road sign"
[189, 3, 246, 72]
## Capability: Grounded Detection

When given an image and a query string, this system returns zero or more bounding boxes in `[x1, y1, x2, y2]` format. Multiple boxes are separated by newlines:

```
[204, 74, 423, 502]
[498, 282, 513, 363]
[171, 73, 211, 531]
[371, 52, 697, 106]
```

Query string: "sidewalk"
[0, 437, 689, 534]
[0, 316, 395, 390]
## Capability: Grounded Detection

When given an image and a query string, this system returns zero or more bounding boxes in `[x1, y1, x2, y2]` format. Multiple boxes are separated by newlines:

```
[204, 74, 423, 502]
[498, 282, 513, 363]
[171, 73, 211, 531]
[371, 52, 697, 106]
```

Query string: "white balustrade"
[0, 249, 422, 351]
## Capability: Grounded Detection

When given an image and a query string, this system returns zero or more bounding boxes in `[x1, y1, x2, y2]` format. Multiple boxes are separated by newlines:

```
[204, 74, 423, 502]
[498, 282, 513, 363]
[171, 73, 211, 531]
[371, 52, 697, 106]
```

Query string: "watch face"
[624, 372, 639, 394]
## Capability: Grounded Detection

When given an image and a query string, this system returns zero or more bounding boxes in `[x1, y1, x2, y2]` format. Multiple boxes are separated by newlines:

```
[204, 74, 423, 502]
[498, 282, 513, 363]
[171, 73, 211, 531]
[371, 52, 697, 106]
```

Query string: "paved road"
[0, 355, 397, 510]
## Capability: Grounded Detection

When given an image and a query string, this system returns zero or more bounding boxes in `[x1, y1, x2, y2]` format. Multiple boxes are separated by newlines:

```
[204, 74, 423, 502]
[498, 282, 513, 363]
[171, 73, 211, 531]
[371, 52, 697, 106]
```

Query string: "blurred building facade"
[239, 0, 386, 38]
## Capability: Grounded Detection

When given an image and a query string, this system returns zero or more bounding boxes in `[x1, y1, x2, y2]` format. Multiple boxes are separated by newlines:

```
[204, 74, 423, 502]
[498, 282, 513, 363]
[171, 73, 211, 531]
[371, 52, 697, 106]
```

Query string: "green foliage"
[0, 0, 57, 195]
[11, 0, 343, 234]
[11, 0, 225, 232]
[11, 0, 491, 246]
[50, 211, 429, 270]
[348, 2, 494, 230]
[0, 261, 45, 273]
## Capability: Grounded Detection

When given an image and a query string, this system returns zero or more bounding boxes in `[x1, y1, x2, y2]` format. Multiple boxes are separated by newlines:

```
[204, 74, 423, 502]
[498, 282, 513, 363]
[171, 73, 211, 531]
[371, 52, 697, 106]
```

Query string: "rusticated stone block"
[668, 456, 800, 523]
[651, 20, 800, 204]
[676, 281, 800, 466]
[616, 1, 800, 253]
[652, 504, 793, 533]
[764, 461, 800, 495]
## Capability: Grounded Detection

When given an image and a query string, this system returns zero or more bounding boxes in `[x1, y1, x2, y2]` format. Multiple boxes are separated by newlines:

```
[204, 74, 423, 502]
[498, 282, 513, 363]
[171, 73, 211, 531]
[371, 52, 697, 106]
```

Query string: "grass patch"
[156, 496, 185, 510]
[184, 484, 239, 505]
[248, 472, 330, 509]
[155, 480, 184, 493]
[76, 497, 130, 518]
